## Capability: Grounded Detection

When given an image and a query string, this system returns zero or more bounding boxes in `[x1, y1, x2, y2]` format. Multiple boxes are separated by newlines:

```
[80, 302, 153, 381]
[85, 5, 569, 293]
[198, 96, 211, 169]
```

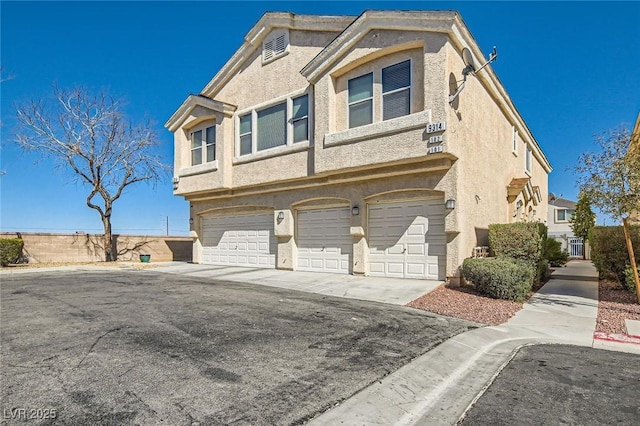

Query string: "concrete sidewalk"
[151, 263, 443, 306]
[308, 260, 640, 426]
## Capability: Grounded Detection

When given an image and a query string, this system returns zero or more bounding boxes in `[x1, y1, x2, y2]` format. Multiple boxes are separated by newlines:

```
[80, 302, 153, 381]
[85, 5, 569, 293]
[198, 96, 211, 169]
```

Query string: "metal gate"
[569, 237, 583, 258]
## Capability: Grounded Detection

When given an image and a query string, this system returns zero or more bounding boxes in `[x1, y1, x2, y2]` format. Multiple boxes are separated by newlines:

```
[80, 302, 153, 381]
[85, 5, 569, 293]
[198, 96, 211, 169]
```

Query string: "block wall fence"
[0, 232, 193, 263]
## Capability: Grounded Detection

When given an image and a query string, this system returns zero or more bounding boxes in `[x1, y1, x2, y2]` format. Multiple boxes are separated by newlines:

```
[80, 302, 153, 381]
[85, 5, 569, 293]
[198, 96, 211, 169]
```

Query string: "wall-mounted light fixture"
[189, 217, 194, 225]
[277, 211, 285, 221]
[351, 206, 360, 216]
[445, 199, 456, 210]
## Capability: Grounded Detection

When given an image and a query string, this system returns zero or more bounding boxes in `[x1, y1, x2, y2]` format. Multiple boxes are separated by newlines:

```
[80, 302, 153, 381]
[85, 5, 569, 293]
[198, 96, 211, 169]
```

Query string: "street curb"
[593, 331, 640, 346]
[455, 342, 537, 425]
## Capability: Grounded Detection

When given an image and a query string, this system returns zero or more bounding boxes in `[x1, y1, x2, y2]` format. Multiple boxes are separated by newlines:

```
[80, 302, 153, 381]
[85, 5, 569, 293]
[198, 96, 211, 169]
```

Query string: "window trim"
[346, 59, 414, 130]
[381, 59, 412, 122]
[512, 126, 518, 156]
[235, 88, 312, 159]
[525, 144, 532, 175]
[189, 124, 217, 166]
[347, 72, 374, 129]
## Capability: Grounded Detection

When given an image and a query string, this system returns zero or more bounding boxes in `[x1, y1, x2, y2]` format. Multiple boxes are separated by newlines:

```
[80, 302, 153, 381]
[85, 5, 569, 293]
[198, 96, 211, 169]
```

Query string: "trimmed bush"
[462, 257, 535, 302]
[624, 265, 638, 294]
[0, 238, 24, 266]
[544, 238, 569, 267]
[589, 226, 640, 283]
[489, 222, 547, 264]
[536, 259, 551, 283]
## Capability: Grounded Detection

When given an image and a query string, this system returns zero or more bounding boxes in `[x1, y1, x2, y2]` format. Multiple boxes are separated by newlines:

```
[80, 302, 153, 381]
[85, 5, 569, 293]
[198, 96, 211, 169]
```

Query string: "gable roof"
[301, 10, 458, 83]
[165, 95, 236, 132]
[200, 12, 354, 98]
[549, 198, 577, 209]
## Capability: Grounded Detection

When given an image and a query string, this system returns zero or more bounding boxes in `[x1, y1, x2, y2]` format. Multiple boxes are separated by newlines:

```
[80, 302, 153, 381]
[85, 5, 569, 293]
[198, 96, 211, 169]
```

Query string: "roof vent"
[262, 30, 289, 64]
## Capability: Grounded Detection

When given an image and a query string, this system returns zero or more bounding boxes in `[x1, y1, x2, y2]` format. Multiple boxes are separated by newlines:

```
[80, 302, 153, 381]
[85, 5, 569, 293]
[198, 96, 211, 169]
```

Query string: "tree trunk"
[103, 216, 115, 262]
[622, 217, 640, 304]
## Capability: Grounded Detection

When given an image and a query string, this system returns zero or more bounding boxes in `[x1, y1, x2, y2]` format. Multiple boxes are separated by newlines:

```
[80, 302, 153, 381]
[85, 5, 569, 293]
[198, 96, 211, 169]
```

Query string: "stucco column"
[350, 203, 367, 275]
[274, 209, 295, 270]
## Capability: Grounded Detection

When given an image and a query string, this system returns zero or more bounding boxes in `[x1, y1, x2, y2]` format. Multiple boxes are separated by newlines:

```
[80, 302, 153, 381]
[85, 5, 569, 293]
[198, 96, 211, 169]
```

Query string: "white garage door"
[201, 213, 275, 268]
[297, 207, 352, 274]
[368, 200, 446, 280]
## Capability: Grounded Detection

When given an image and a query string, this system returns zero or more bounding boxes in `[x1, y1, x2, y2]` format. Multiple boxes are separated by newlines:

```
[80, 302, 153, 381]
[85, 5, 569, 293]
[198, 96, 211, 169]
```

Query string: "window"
[262, 30, 289, 64]
[190, 125, 216, 166]
[191, 130, 202, 165]
[525, 145, 532, 174]
[257, 102, 286, 151]
[348, 73, 373, 128]
[206, 126, 216, 162]
[512, 127, 518, 154]
[237, 92, 310, 156]
[382, 60, 411, 120]
[239, 115, 252, 156]
[292, 94, 309, 143]
[557, 209, 574, 222]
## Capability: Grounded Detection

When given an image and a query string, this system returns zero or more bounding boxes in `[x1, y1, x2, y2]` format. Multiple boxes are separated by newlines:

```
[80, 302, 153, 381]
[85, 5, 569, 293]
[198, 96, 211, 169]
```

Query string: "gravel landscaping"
[407, 284, 524, 326]
[596, 279, 640, 335]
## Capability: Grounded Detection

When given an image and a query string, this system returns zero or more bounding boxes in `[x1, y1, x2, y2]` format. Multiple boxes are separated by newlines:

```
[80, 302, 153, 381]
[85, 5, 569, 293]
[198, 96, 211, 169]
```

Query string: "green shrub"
[462, 257, 535, 302]
[0, 238, 24, 266]
[544, 238, 569, 267]
[624, 265, 638, 294]
[489, 222, 547, 264]
[589, 226, 640, 283]
[536, 259, 551, 283]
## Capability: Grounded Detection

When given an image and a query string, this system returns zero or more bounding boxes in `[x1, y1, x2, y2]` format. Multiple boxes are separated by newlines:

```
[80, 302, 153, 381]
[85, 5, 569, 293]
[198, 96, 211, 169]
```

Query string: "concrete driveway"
[0, 269, 476, 425]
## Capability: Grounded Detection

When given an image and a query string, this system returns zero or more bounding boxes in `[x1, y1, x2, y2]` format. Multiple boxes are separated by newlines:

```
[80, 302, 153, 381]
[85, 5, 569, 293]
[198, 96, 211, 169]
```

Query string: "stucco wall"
[0, 233, 194, 263]
[444, 40, 549, 265]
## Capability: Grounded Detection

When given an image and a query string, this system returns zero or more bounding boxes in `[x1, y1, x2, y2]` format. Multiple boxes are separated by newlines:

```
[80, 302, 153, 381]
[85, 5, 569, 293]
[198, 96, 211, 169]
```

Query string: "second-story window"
[239, 115, 252, 156]
[557, 209, 574, 222]
[382, 60, 411, 120]
[191, 125, 216, 166]
[237, 91, 310, 157]
[525, 145, 532, 174]
[292, 94, 309, 143]
[257, 102, 287, 151]
[348, 73, 373, 128]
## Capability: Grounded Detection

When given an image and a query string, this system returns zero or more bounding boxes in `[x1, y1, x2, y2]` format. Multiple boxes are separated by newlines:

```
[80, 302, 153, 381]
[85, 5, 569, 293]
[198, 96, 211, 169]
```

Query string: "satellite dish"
[549, 192, 557, 201]
[448, 45, 498, 104]
[462, 48, 475, 73]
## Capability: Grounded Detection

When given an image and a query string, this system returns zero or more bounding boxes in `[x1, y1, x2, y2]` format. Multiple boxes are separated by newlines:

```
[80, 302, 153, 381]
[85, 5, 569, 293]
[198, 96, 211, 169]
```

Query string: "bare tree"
[574, 126, 640, 301]
[15, 86, 168, 261]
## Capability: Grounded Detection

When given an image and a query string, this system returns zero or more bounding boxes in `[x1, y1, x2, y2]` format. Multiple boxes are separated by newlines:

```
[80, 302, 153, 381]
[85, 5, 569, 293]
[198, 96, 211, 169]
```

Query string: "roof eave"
[165, 95, 237, 133]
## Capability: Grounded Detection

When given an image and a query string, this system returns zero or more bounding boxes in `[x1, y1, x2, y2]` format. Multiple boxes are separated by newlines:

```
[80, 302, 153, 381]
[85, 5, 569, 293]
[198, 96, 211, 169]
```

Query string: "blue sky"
[1, 1, 638, 235]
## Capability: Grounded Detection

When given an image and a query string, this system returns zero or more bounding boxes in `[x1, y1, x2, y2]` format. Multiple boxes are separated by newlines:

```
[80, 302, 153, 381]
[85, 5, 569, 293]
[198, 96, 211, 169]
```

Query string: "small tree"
[15, 86, 168, 261]
[574, 126, 640, 302]
[570, 191, 596, 259]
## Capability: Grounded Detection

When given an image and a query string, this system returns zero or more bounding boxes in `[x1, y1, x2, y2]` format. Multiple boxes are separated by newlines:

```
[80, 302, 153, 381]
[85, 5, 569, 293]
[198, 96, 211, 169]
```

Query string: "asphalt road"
[460, 344, 640, 425]
[0, 270, 477, 425]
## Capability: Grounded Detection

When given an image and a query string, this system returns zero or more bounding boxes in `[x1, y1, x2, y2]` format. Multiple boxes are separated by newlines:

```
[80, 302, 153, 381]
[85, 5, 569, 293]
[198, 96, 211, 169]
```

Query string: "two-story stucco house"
[547, 196, 584, 257]
[166, 10, 551, 283]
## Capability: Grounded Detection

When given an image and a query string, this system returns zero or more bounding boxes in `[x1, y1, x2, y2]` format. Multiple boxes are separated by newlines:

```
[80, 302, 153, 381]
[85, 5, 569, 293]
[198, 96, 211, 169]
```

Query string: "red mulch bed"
[407, 284, 524, 326]
[596, 279, 640, 335]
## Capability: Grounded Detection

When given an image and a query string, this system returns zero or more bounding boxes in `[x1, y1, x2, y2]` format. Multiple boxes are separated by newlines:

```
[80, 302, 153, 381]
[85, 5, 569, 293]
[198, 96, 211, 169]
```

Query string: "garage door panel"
[407, 244, 425, 255]
[202, 213, 275, 269]
[297, 207, 352, 274]
[368, 200, 445, 280]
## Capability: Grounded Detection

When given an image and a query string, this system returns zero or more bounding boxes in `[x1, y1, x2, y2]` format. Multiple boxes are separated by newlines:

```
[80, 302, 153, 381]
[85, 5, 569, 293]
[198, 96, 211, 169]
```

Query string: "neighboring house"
[165, 10, 551, 283]
[547, 197, 584, 258]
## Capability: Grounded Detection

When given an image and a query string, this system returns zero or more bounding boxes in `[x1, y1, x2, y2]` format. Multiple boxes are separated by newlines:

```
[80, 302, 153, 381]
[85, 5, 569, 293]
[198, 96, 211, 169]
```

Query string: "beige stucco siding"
[214, 29, 339, 109]
[445, 40, 548, 263]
